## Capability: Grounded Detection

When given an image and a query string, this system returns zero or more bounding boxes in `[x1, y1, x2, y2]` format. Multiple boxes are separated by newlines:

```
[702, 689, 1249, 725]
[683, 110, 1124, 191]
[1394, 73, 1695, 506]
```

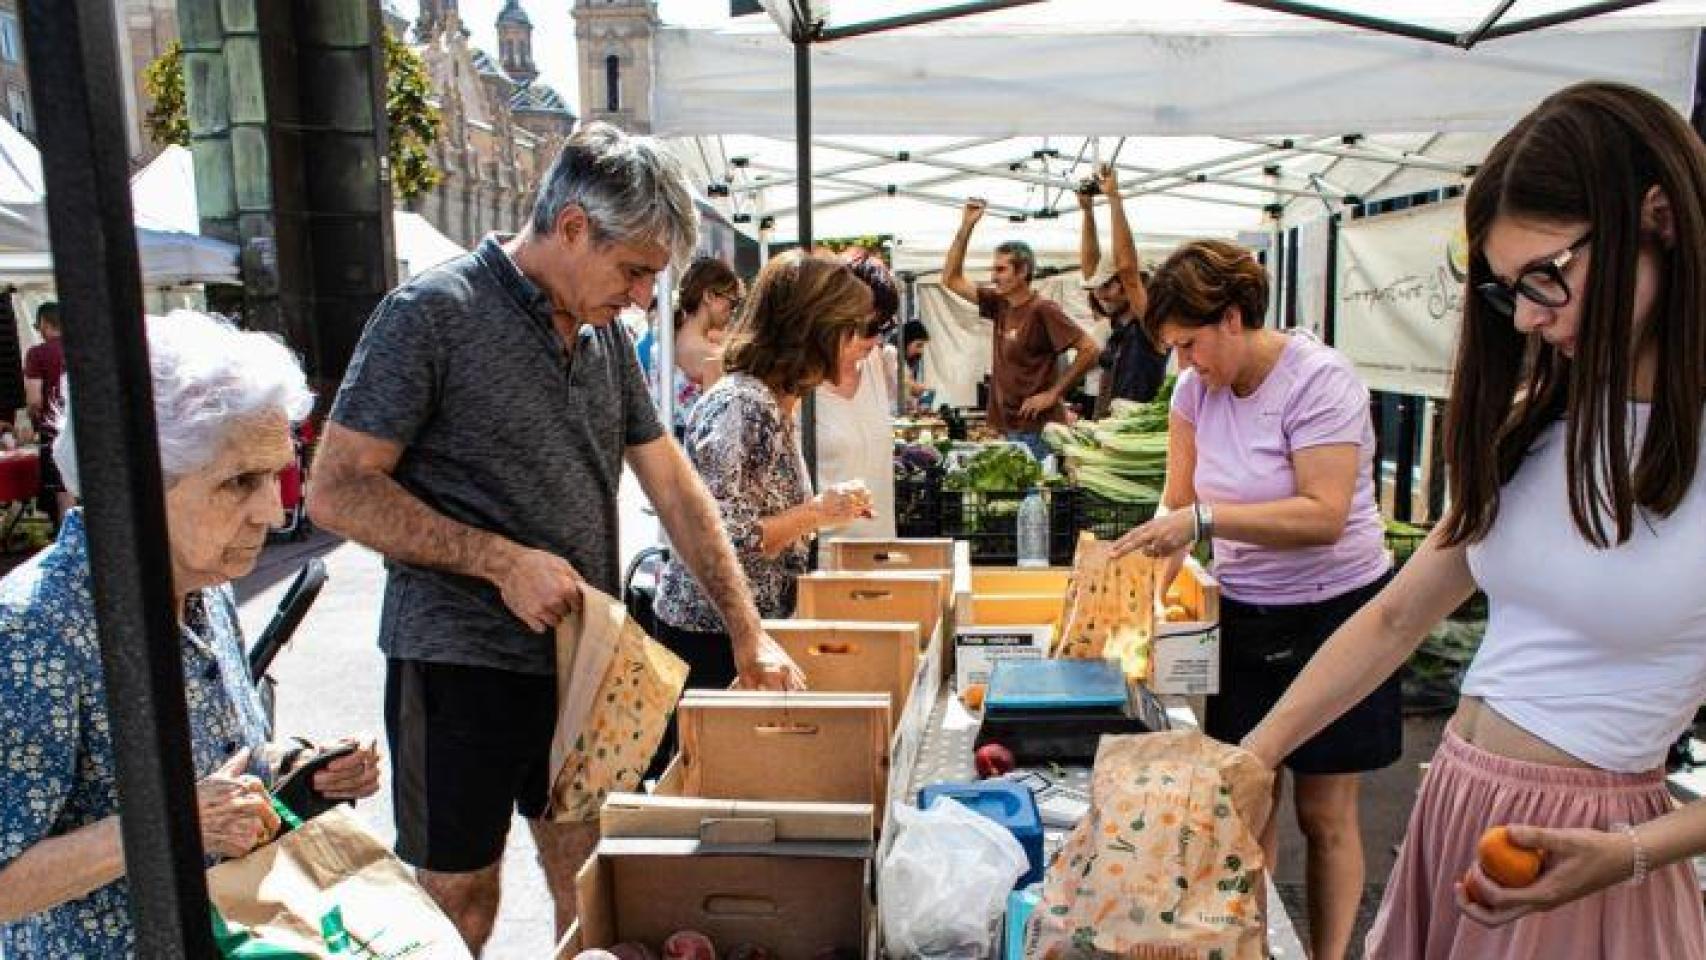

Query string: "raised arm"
[941, 199, 985, 304]
[1099, 165, 1148, 319]
[1077, 185, 1101, 280]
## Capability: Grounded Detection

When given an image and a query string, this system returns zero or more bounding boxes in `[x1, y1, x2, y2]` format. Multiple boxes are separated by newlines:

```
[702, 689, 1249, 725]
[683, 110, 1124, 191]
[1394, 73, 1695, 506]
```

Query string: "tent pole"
[1220, 0, 1458, 45]
[656, 266, 676, 437]
[20, 1, 216, 955]
[817, 0, 1045, 42]
[1476, 1, 1657, 44]
[795, 29, 818, 488]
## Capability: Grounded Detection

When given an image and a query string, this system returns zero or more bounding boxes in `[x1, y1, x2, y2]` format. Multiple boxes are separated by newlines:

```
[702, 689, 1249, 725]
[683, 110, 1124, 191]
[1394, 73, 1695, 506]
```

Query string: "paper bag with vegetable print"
[547, 585, 689, 822]
[1052, 532, 1158, 682]
[1025, 731, 1274, 960]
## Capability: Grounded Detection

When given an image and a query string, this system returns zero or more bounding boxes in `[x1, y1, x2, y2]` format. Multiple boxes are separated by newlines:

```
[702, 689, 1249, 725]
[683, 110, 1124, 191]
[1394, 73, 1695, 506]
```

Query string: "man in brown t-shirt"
[943, 199, 1100, 457]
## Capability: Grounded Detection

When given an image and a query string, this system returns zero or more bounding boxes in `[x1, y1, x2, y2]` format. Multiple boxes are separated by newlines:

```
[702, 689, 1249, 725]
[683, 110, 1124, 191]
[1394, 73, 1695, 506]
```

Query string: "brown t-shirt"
[977, 286, 1085, 433]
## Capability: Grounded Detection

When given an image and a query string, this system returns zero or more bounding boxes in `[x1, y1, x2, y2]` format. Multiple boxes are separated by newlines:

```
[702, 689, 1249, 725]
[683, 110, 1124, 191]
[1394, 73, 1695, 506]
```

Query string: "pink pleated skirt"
[1365, 728, 1706, 959]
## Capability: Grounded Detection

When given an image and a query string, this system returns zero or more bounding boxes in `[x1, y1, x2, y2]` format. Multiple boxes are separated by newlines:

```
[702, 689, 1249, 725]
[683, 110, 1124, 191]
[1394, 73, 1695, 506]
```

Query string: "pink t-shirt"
[1172, 332, 1388, 605]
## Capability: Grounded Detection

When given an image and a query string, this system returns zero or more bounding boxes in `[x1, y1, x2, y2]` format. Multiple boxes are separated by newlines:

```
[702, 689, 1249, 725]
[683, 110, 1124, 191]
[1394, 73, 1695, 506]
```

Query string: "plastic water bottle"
[1017, 489, 1049, 568]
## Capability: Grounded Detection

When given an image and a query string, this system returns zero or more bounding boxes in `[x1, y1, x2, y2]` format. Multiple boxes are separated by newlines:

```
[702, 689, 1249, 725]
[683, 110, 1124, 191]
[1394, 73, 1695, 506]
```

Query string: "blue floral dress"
[0, 510, 272, 957]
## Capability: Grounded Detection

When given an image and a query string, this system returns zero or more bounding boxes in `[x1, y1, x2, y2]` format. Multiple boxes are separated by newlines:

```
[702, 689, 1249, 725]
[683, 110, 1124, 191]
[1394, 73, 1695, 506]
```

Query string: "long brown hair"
[674, 256, 741, 332]
[1442, 81, 1706, 549]
[1141, 240, 1268, 343]
[722, 250, 870, 396]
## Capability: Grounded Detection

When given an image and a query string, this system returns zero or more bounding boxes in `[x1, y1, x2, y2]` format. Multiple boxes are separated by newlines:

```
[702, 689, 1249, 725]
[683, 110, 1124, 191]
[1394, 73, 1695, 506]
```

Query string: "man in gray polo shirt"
[308, 123, 804, 952]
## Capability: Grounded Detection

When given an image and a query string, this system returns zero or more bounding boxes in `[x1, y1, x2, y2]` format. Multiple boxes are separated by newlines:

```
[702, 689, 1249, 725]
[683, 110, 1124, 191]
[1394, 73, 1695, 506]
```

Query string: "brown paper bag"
[1026, 731, 1274, 960]
[1052, 532, 1157, 681]
[548, 585, 689, 822]
[207, 806, 473, 958]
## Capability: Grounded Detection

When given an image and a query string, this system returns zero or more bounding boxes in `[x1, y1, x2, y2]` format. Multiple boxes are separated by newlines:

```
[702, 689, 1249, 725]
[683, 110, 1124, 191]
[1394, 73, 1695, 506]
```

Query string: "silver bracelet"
[1189, 503, 1202, 544]
[1198, 501, 1214, 542]
[1611, 821, 1651, 885]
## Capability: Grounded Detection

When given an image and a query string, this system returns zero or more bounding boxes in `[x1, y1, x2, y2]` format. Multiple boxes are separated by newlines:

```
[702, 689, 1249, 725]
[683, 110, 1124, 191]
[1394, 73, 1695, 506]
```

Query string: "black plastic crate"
[1074, 491, 1159, 543]
[894, 472, 943, 537]
[939, 487, 1078, 566]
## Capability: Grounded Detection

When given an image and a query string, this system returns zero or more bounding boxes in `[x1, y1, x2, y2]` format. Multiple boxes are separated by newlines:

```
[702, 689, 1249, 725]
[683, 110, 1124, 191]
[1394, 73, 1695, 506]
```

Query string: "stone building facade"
[573, 0, 657, 134]
[406, 0, 576, 247]
[0, 0, 32, 140]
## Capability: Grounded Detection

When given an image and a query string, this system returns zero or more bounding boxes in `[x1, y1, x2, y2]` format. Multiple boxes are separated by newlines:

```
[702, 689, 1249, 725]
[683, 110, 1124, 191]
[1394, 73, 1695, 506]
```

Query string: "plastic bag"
[881, 798, 1030, 959]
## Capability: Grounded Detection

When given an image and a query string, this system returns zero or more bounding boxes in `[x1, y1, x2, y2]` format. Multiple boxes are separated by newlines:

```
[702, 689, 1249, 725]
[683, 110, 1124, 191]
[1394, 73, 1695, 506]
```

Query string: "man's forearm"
[1079, 210, 1100, 278]
[944, 222, 975, 284]
[312, 466, 513, 583]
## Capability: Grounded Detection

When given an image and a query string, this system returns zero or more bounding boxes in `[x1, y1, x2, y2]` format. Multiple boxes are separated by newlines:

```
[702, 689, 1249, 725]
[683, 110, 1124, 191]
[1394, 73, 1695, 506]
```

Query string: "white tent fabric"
[0, 116, 47, 250]
[131, 144, 201, 234]
[393, 211, 467, 279]
[654, 8, 1702, 138]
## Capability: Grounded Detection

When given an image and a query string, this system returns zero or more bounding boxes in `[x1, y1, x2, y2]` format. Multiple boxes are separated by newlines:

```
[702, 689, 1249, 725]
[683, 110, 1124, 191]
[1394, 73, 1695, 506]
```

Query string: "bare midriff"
[1450, 695, 1597, 769]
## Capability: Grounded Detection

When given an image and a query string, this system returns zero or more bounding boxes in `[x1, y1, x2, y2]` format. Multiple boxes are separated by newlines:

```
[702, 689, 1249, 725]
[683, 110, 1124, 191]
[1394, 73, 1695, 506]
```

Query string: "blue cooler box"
[918, 779, 1046, 887]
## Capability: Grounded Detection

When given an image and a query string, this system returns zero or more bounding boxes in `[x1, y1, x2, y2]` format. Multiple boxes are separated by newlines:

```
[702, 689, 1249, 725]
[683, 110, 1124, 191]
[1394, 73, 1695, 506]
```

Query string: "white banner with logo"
[1334, 198, 1468, 398]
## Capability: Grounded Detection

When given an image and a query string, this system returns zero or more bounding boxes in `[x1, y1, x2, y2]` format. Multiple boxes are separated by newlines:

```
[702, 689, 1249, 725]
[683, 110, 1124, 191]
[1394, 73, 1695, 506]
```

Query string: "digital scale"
[975, 658, 1170, 763]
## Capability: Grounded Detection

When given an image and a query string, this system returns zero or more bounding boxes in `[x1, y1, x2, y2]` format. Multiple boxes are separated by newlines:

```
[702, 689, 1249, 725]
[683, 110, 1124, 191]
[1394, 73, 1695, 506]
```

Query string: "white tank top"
[813, 351, 897, 539]
[1460, 406, 1706, 772]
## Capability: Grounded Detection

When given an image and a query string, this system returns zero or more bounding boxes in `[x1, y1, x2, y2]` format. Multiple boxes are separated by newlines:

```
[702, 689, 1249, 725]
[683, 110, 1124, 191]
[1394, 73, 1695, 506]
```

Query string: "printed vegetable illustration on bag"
[1025, 731, 1274, 960]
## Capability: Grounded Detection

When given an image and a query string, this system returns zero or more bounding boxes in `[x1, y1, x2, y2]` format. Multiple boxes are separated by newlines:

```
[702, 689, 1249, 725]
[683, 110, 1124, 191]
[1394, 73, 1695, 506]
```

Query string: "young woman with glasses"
[1238, 81, 1706, 957]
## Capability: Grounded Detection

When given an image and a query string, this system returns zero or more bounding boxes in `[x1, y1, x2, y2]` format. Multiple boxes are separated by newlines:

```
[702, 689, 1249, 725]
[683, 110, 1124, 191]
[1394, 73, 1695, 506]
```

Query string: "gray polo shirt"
[329, 235, 664, 676]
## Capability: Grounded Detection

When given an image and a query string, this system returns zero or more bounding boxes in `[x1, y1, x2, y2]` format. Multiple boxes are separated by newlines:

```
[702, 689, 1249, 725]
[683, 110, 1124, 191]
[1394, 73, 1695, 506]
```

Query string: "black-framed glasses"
[1476, 232, 1592, 318]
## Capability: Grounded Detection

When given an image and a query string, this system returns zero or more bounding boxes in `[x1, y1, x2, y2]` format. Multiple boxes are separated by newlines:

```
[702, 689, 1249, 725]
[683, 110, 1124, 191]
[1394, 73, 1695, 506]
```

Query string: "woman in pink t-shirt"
[1115, 239, 1394, 960]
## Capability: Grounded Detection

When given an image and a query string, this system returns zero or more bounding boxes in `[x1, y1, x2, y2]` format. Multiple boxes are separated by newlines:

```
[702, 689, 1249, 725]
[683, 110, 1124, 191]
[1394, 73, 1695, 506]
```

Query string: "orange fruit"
[960, 683, 987, 710]
[1477, 826, 1544, 887]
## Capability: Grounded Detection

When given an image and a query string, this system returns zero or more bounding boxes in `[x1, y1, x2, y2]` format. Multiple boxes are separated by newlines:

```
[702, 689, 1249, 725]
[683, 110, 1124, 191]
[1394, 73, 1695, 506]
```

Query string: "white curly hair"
[53, 310, 314, 497]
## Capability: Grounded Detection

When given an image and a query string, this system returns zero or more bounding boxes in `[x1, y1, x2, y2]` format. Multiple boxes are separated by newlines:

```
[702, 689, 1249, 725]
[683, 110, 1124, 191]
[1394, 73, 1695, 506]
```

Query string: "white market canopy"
[0, 135, 240, 286]
[656, 1, 1706, 250]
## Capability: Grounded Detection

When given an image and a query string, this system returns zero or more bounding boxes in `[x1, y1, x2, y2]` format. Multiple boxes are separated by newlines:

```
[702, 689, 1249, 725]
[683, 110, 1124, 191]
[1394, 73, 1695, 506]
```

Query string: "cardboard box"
[1153, 559, 1222, 696]
[762, 620, 920, 733]
[960, 562, 1223, 696]
[676, 692, 892, 825]
[953, 624, 1051, 692]
[567, 794, 875, 959]
[797, 571, 946, 655]
[824, 537, 955, 572]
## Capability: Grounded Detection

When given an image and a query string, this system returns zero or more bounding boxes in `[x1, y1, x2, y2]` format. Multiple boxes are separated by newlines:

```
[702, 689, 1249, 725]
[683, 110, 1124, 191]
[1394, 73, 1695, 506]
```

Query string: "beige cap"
[1081, 256, 1120, 289]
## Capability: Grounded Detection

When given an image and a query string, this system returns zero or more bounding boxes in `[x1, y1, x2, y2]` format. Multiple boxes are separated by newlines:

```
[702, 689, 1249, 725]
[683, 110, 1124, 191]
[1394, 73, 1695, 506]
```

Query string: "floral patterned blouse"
[0, 510, 272, 958]
[654, 372, 813, 633]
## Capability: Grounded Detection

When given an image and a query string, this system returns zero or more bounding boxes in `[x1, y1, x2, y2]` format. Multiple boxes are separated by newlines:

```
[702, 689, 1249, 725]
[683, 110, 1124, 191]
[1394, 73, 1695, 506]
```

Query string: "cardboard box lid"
[678, 692, 891, 809]
[601, 791, 874, 847]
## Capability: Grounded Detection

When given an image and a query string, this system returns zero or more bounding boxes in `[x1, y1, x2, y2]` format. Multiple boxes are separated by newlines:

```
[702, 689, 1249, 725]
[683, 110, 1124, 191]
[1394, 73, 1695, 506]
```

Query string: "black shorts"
[644, 617, 738, 779]
[1204, 572, 1401, 776]
[384, 658, 558, 873]
[37, 438, 63, 494]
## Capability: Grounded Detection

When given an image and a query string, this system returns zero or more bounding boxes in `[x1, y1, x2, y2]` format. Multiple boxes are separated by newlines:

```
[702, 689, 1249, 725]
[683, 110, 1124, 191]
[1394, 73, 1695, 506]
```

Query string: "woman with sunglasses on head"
[652, 251, 872, 713]
[1236, 81, 1706, 958]
[1112, 237, 1397, 960]
[813, 253, 902, 541]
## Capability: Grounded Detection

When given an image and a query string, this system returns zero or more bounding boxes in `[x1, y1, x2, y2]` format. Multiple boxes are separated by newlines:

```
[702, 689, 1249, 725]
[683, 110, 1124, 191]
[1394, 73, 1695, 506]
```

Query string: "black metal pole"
[1219, 0, 1459, 45]
[19, 3, 215, 957]
[796, 31, 818, 488]
[1477, 0, 1657, 43]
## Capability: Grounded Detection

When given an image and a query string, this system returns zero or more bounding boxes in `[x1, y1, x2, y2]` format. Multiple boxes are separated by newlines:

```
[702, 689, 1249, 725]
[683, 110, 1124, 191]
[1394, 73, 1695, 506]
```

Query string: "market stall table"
[906, 685, 1309, 959]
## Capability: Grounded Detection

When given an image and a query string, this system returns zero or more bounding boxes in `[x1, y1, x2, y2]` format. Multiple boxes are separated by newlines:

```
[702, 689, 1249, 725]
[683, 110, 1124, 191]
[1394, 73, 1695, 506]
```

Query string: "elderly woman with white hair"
[0, 311, 381, 957]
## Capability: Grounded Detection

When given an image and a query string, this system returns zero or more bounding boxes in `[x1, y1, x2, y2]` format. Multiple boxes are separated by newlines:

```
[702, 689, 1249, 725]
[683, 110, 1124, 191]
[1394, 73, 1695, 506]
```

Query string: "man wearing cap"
[1078, 165, 1167, 417]
[943, 199, 1100, 459]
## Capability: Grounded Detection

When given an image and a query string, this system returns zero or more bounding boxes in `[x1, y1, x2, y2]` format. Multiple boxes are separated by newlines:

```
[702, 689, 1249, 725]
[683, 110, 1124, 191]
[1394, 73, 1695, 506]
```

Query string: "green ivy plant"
[141, 31, 442, 202]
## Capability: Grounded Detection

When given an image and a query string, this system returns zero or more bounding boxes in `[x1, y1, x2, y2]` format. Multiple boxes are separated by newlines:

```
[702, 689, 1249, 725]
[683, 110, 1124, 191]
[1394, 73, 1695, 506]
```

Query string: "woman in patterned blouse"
[653, 252, 875, 703]
[0, 311, 381, 957]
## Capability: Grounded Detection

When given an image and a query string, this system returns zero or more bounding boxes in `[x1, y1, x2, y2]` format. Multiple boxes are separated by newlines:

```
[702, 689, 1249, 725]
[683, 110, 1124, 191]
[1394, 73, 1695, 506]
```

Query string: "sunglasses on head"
[1476, 232, 1592, 318]
[861, 316, 898, 339]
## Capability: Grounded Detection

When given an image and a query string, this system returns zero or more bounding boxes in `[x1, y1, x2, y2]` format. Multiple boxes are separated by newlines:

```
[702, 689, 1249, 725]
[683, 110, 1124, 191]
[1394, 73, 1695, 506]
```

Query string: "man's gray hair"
[530, 122, 699, 267]
[53, 310, 313, 497]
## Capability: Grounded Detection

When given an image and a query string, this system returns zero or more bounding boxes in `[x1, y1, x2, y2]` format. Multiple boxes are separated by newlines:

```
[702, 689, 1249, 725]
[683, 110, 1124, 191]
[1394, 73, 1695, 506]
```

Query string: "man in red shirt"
[942, 200, 1100, 459]
[23, 302, 71, 522]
